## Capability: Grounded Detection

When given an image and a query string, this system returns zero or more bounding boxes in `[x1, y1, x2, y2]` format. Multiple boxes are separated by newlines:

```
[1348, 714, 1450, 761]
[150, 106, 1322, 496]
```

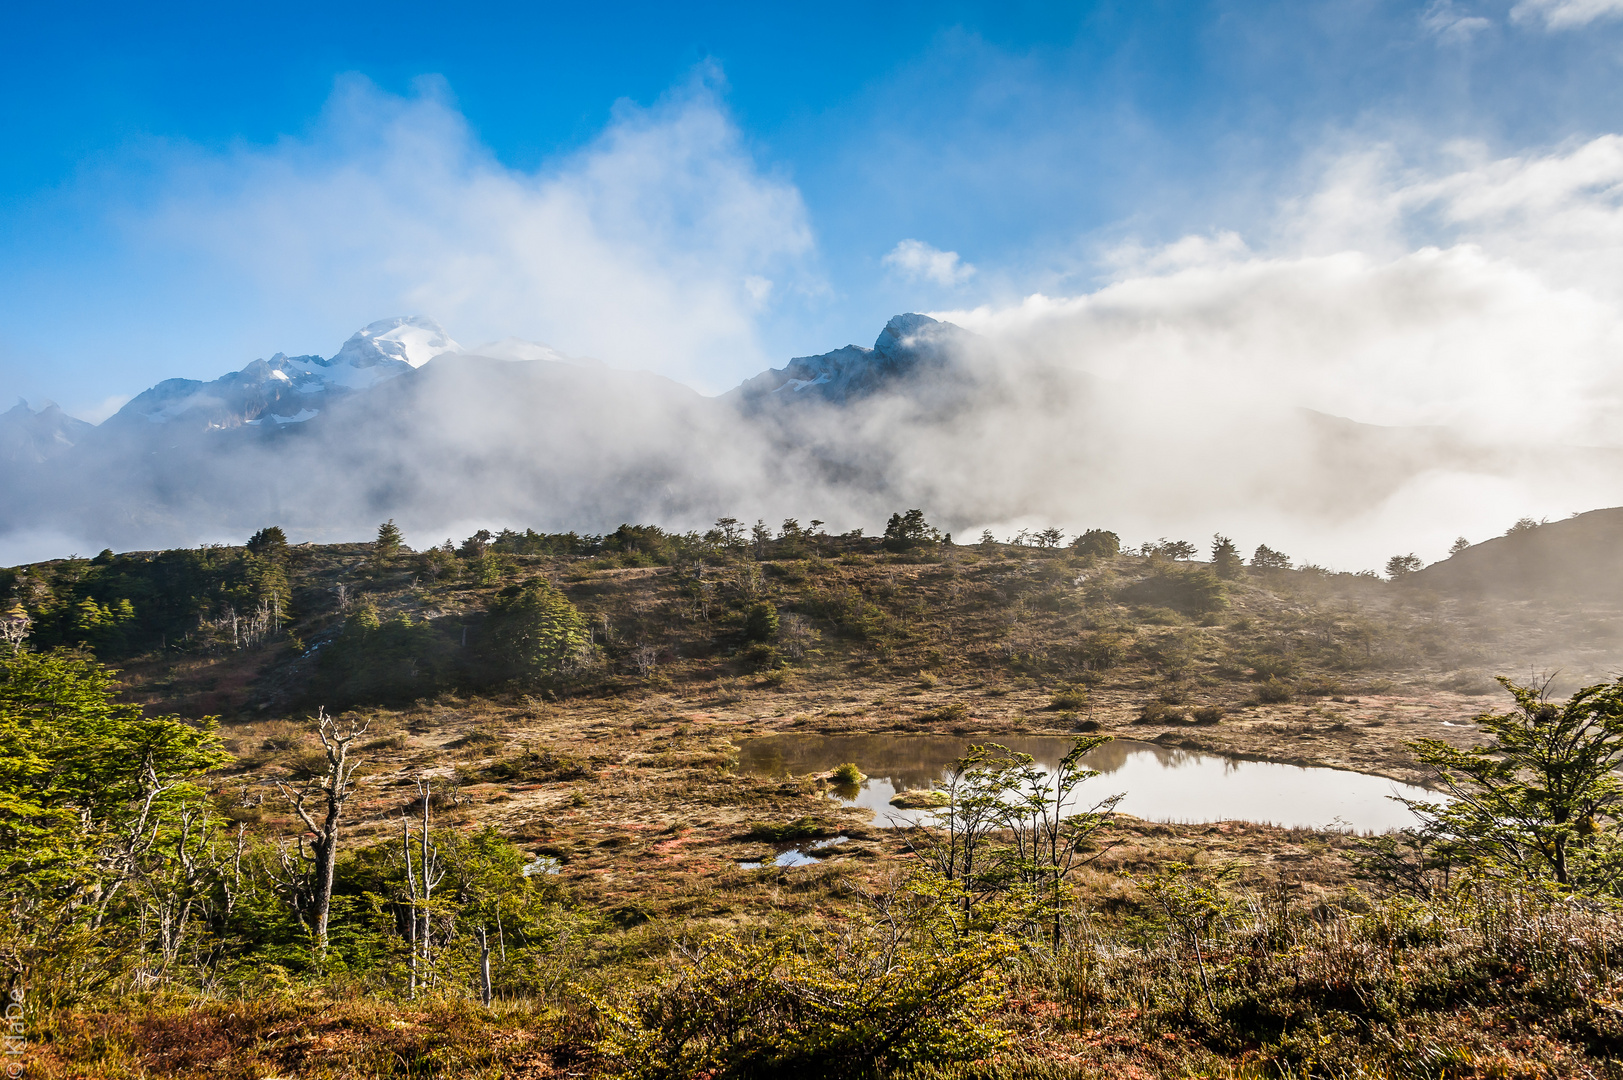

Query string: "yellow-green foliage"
[594, 927, 1014, 1079]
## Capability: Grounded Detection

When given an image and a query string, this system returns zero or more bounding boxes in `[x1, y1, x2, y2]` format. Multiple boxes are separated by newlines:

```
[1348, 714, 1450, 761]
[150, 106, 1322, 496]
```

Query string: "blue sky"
[6, 0, 1623, 414]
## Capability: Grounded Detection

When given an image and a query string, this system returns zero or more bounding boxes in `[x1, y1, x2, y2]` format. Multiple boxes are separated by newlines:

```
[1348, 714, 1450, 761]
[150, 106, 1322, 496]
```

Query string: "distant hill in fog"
[1413, 508, 1623, 600]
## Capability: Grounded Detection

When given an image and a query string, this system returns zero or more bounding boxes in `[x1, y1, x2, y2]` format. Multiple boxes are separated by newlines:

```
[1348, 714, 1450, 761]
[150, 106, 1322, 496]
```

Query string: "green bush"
[744, 817, 830, 842]
[1247, 652, 1297, 680]
[1070, 529, 1120, 558]
[741, 642, 782, 671]
[743, 602, 780, 642]
[921, 701, 970, 724]
[315, 605, 455, 706]
[484, 748, 594, 783]
[595, 930, 1013, 1079]
[1257, 677, 1294, 704]
[830, 762, 864, 785]
[1120, 564, 1226, 616]
[480, 580, 592, 687]
[1049, 688, 1088, 710]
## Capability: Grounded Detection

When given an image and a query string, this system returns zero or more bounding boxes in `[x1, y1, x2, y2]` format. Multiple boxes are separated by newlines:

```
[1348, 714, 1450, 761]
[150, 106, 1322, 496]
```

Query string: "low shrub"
[744, 817, 831, 842]
[1294, 675, 1343, 698]
[1137, 701, 1188, 725]
[485, 748, 595, 783]
[1118, 564, 1226, 616]
[1248, 652, 1297, 680]
[921, 701, 970, 724]
[595, 930, 1014, 1080]
[1257, 676, 1295, 704]
[741, 643, 783, 672]
[1049, 688, 1089, 710]
[830, 762, 864, 785]
[446, 729, 502, 749]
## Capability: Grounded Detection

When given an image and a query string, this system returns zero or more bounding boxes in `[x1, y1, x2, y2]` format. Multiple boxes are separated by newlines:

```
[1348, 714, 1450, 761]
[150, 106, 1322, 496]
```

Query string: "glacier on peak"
[332, 315, 461, 370]
[104, 315, 465, 431]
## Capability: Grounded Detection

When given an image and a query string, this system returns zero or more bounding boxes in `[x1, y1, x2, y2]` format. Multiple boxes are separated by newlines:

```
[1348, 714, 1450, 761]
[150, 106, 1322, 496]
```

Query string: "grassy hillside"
[1413, 506, 1623, 601]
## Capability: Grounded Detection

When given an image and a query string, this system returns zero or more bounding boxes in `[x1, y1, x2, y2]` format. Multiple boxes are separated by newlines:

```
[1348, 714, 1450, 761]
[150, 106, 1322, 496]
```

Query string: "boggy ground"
[21, 535, 1623, 1078]
[105, 538, 1623, 945]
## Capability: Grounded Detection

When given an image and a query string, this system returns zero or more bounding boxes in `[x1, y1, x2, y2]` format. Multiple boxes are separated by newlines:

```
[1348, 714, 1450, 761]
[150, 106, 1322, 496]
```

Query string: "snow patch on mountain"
[107, 316, 464, 431]
[332, 316, 461, 371]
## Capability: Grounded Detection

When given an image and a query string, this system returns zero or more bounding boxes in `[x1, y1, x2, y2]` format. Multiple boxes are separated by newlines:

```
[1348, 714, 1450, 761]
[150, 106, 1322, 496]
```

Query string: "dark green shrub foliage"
[1138, 701, 1189, 724]
[481, 580, 590, 687]
[1049, 688, 1089, 710]
[246, 526, 289, 559]
[1070, 529, 1120, 558]
[1250, 544, 1292, 570]
[316, 604, 454, 706]
[1120, 563, 1226, 616]
[744, 817, 830, 842]
[743, 602, 780, 642]
[8, 545, 293, 659]
[1211, 534, 1243, 579]
[881, 509, 942, 552]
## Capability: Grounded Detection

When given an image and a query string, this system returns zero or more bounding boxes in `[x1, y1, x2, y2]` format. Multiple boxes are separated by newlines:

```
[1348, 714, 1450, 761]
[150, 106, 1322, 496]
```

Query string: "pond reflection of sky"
[737, 734, 1436, 833]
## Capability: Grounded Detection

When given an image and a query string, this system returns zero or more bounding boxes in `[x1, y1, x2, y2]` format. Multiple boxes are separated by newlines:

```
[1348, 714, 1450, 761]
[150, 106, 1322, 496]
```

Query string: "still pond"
[737, 734, 1436, 833]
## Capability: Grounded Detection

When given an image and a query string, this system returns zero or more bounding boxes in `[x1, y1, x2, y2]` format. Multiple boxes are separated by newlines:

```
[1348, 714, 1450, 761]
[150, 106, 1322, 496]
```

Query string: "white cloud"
[1284, 135, 1623, 301]
[138, 72, 819, 392]
[945, 136, 1623, 445]
[1511, 0, 1623, 28]
[882, 238, 975, 287]
[1423, 1, 1494, 39]
[914, 134, 1623, 565]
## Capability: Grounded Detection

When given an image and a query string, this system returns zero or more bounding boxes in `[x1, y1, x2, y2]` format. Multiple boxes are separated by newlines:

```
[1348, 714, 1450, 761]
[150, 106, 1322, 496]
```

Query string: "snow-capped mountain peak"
[332, 316, 461, 370]
[104, 316, 462, 432]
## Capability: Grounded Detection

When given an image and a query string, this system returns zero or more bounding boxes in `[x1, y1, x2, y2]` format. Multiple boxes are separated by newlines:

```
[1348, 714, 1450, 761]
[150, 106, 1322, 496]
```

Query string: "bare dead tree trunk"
[401, 777, 445, 997]
[477, 924, 493, 1005]
[275, 707, 366, 958]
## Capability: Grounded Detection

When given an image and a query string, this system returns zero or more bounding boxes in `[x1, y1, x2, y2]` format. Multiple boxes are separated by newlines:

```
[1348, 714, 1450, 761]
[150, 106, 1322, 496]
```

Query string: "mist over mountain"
[3, 311, 1619, 569]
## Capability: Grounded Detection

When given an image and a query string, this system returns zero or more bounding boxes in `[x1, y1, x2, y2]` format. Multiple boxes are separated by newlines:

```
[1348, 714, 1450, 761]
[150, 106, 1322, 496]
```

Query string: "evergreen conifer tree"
[1211, 535, 1243, 579]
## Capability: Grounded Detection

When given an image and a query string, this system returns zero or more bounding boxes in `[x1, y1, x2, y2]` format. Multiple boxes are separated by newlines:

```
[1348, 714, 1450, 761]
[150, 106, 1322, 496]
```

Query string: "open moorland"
[7, 517, 1623, 1079]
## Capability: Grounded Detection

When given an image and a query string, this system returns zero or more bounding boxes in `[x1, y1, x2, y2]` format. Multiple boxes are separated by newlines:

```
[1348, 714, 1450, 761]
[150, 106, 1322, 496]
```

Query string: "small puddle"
[738, 734, 1436, 833]
[521, 855, 561, 877]
[740, 835, 849, 869]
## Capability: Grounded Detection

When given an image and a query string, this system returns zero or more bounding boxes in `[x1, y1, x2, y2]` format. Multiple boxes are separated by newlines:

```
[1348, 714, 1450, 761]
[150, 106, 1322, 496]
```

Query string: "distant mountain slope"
[730, 313, 974, 406]
[0, 399, 92, 463]
[1412, 508, 1623, 600]
[6, 310, 1623, 565]
[103, 316, 462, 434]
